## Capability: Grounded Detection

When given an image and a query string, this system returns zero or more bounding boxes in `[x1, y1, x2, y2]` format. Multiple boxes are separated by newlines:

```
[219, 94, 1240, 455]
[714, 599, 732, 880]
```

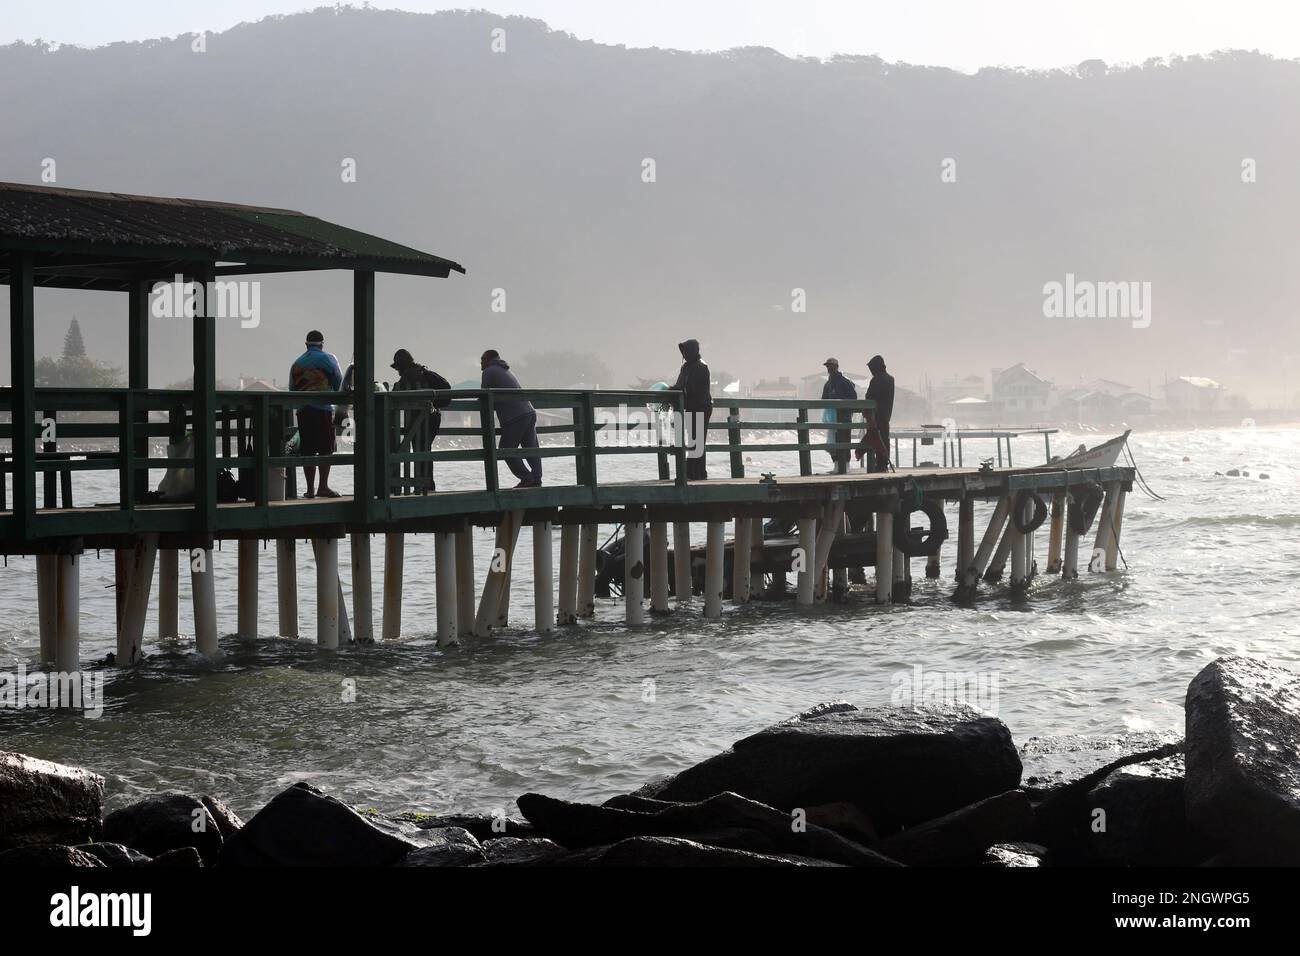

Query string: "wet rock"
[0, 752, 104, 850]
[805, 801, 878, 845]
[148, 846, 203, 867]
[982, 842, 1049, 867]
[651, 702, 1021, 829]
[103, 792, 225, 865]
[395, 827, 486, 866]
[1085, 754, 1216, 866]
[1020, 731, 1181, 792]
[553, 836, 841, 867]
[478, 836, 566, 866]
[1225, 468, 1240, 477]
[397, 811, 534, 841]
[198, 795, 245, 839]
[221, 783, 415, 866]
[72, 842, 152, 867]
[1185, 656, 1300, 864]
[0, 844, 105, 867]
[880, 790, 1035, 865]
[518, 790, 899, 866]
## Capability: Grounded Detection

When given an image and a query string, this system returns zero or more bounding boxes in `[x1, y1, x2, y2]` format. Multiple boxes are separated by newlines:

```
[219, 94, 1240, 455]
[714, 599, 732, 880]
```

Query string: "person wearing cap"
[480, 349, 542, 487]
[289, 330, 345, 497]
[820, 358, 858, 473]
[391, 349, 452, 492]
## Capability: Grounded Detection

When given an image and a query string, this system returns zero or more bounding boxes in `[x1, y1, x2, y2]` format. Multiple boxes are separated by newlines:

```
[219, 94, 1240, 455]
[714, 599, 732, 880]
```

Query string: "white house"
[1164, 376, 1224, 413]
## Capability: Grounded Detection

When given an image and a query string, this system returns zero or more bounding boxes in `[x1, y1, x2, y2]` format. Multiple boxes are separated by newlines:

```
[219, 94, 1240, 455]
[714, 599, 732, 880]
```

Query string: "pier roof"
[0, 181, 466, 290]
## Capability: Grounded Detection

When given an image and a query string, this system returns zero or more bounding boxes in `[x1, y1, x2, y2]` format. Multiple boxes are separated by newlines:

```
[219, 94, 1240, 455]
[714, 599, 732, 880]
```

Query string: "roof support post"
[353, 270, 376, 521]
[192, 267, 217, 531]
[8, 252, 36, 539]
[128, 278, 150, 504]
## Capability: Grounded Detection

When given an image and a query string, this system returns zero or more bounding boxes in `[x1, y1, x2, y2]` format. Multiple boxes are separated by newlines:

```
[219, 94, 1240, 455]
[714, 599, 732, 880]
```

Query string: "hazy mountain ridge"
[2, 6, 1297, 403]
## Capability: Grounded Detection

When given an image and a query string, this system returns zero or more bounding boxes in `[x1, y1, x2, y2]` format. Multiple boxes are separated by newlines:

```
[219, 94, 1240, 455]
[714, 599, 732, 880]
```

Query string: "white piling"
[476, 510, 522, 635]
[814, 500, 846, 602]
[382, 532, 404, 640]
[436, 530, 460, 645]
[558, 523, 580, 624]
[875, 512, 894, 604]
[625, 520, 645, 625]
[577, 523, 598, 617]
[1062, 494, 1081, 580]
[986, 523, 1014, 582]
[731, 517, 751, 605]
[350, 532, 373, 644]
[672, 521, 692, 602]
[456, 530, 477, 634]
[55, 553, 80, 672]
[1046, 493, 1065, 573]
[191, 547, 219, 657]
[1090, 482, 1120, 572]
[1009, 526, 1028, 591]
[118, 534, 158, 665]
[796, 516, 817, 606]
[159, 549, 179, 642]
[237, 538, 258, 641]
[650, 521, 671, 613]
[703, 519, 725, 618]
[1105, 488, 1126, 571]
[495, 510, 525, 628]
[315, 538, 340, 649]
[968, 495, 1011, 587]
[337, 576, 352, 645]
[36, 554, 57, 665]
[276, 539, 298, 638]
[532, 521, 555, 635]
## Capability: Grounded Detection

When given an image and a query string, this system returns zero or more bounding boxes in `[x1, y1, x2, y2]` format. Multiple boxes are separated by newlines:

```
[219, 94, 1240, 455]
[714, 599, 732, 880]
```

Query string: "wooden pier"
[1, 182, 1135, 669]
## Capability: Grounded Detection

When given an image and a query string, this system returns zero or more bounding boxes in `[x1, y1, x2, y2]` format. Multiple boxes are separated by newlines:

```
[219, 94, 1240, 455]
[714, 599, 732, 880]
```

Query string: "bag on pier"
[157, 433, 196, 503]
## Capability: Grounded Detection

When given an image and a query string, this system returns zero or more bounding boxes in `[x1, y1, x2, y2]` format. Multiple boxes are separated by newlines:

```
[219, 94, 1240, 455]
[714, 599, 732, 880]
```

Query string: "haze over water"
[1, 426, 1296, 817]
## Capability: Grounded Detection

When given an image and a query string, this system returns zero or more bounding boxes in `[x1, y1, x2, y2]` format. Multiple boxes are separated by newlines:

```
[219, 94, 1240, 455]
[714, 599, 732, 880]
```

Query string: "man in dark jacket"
[392, 349, 451, 492]
[855, 354, 895, 472]
[672, 339, 713, 480]
[480, 349, 541, 487]
[820, 357, 857, 473]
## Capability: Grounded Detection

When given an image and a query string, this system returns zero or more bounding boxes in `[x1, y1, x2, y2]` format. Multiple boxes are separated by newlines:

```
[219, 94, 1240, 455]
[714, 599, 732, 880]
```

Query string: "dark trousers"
[830, 411, 853, 471]
[686, 407, 712, 480]
[870, 423, 892, 472]
[500, 411, 542, 482]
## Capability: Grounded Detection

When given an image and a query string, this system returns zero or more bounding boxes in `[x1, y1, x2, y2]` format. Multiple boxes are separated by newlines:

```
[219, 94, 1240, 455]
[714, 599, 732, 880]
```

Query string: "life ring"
[894, 499, 948, 557]
[1012, 489, 1048, 534]
[1068, 483, 1104, 534]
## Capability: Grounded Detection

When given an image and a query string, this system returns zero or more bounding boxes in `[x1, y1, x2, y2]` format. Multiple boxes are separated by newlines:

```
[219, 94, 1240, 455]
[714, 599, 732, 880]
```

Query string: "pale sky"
[4, 0, 1297, 72]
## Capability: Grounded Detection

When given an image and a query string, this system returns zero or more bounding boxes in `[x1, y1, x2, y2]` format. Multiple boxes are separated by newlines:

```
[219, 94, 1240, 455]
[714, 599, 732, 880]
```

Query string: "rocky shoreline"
[2, 655, 1297, 867]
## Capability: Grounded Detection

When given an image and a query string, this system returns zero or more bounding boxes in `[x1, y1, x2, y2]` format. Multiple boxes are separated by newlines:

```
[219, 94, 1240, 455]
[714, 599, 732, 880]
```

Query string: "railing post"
[728, 405, 743, 478]
[254, 393, 269, 507]
[480, 392, 499, 493]
[578, 392, 598, 488]
[41, 408, 57, 509]
[353, 270, 376, 519]
[797, 407, 812, 477]
[118, 391, 135, 510]
[672, 392, 688, 487]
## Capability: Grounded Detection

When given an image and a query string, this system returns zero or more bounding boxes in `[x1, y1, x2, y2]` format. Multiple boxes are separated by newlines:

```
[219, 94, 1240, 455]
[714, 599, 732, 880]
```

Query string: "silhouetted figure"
[855, 354, 895, 472]
[391, 348, 451, 492]
[821, 357, 857, 472]
[481, 349, 542, 487]
[289, 329, 343, 497]
[672, 339, 713, 480]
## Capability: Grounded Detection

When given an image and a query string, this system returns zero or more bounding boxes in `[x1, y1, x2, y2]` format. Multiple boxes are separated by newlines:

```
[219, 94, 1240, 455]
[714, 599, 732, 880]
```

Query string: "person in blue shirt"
[290, 329, 344, 498]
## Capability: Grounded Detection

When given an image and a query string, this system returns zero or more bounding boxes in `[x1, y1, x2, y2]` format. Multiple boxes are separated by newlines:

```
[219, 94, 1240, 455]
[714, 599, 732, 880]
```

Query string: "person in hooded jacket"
[672, 339, 713, 480]
[854, 354, 895, 472]
[391, 348, 452, 492]
[480, 349, 542, 487]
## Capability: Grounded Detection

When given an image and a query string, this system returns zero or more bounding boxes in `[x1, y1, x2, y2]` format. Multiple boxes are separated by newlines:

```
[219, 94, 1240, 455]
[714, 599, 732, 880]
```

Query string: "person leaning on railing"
[391, 348, 452, 492]
[289, 329, 344, 498]
[480, 349, 542, 488]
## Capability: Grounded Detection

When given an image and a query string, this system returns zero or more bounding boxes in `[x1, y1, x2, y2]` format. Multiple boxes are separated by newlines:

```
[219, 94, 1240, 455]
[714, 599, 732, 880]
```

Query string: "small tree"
[62, 317, 87, 360]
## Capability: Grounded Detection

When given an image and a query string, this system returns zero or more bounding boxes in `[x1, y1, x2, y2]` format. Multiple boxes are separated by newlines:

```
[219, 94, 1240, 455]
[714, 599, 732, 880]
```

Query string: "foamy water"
[1, 426, 1296, 817]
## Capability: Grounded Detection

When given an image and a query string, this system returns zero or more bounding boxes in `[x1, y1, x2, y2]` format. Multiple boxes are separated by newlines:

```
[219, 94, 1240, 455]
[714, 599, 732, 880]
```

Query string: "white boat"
[1050, 430, 1131, 469]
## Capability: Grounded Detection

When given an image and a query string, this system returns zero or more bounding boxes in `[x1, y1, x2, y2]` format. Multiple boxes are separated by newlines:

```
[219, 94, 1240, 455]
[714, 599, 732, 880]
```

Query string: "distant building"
[930, 373, 986, 406]
[991, 363, 1053, 418]
[1164, 376, 1225, 413]
[753, 376, 800, 400]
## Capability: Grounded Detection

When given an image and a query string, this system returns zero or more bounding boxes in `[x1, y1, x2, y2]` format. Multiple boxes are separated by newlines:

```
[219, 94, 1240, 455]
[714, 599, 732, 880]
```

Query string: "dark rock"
[1226, 468, 1240, 477]
[478, 836, 566, 866]
[103, 792, 225, 865]
[518, 790, 899, 866]
[0, 752, 104, 850]
[1085, 754, 1217, 866]
[71, 842, 151, 866]
[652, 702, 1021, 829]
[982, 842, 1049, 867]
[221, 783, 416, 866]
[601, 794, 682, 813]
[396, 811, 534, 841]
[0, 844, 104, 867]
[1185, 656, 1300, 864]
[553, 835, 841, 867]
[1020, 731, 1182, 792]
[395, 827, 486, 866]
[805, 801, 878, 844]
[148, 846, 203, 867]
[198, 795, 244, 839]
[881, 790, 1036, 865]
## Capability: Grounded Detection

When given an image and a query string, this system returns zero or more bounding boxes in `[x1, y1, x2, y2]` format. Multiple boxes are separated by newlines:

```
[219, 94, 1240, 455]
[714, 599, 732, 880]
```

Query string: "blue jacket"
[481, 358, 533, 424]
[290, 345, 344, 412]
